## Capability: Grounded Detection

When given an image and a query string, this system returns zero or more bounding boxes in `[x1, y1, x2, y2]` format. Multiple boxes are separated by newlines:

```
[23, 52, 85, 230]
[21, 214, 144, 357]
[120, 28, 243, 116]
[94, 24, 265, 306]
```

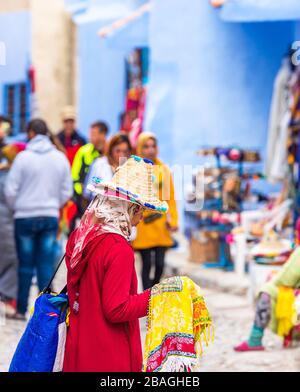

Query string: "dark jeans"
[140, 247, 167, 290]
[15, 217, 59, 314]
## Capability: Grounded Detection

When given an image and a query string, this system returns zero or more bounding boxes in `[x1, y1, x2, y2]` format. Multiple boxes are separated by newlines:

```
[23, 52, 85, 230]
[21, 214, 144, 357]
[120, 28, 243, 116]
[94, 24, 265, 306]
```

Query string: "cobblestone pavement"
[1, 260, 300, 372]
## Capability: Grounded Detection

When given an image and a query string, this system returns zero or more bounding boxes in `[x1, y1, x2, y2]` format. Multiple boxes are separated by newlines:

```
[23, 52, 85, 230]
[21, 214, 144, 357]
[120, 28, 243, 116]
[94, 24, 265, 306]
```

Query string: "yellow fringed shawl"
[143, 276, 213, 372]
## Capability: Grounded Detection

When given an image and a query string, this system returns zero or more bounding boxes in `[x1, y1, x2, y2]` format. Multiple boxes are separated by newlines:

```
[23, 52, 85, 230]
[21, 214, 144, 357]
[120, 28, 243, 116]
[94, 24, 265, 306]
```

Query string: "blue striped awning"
[220, 0, 300, 22]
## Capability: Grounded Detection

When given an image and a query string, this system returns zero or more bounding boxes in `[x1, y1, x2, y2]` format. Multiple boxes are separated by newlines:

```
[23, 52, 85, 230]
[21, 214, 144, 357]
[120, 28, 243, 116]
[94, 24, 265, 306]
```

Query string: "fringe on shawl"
[194, 324, 214, 360]
[160, 355, 199, 372]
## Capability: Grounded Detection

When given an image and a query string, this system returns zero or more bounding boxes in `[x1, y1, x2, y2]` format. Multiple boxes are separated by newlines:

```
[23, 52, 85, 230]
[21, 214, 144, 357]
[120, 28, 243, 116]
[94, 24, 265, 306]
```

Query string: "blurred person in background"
[0, 116, 11, 147]
[57, 106, 86, 165]
[84, 132, 132, 200]
[0, 143, 25, 316]
[0, 116, 12, 161]
[4, 119, 73, 320]
[132, 132, 178, 289]
[49, 132, 67, 154]
[71, 121, 109, 228]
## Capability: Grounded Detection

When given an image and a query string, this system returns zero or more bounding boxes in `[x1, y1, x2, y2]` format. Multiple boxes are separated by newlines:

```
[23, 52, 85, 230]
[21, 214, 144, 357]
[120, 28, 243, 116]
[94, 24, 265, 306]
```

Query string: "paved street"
[193, 288, 300, 372]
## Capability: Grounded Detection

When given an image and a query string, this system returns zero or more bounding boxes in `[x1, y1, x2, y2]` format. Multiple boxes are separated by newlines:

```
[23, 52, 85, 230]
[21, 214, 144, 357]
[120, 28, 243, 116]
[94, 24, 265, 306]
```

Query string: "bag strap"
[43, 253, 66, 294]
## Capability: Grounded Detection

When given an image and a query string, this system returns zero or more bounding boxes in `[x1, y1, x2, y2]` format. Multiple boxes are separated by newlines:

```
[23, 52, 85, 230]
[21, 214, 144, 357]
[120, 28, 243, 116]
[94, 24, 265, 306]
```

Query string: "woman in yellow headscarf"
[132, 132, 178, 289]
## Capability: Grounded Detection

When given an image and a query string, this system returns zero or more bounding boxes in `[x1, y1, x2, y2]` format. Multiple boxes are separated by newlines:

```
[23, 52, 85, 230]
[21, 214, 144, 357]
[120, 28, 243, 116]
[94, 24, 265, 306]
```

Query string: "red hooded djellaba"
[63, 156, 169, 372]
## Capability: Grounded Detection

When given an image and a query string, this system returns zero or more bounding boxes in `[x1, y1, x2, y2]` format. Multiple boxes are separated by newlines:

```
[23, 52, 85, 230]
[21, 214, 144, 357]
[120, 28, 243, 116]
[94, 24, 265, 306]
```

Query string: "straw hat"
[87, 155, 169, 213]
[61, 105, 76, 121]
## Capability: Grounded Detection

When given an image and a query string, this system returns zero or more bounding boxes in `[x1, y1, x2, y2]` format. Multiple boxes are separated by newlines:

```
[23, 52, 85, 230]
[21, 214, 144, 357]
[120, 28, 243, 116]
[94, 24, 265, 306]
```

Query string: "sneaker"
[0, 298, 17, 318]
[5, 303, 16, 318]
[6, 298, 17, 310]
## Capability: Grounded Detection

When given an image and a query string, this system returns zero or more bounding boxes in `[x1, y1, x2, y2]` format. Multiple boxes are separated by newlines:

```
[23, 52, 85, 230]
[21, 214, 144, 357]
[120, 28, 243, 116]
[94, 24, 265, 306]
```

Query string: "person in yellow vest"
[132, 132, 178, 289]
[71, 121, 109, 226]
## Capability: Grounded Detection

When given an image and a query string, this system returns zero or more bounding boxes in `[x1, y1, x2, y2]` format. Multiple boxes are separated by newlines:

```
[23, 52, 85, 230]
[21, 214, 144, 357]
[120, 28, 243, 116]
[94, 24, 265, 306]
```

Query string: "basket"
[189, 230, 220, 263]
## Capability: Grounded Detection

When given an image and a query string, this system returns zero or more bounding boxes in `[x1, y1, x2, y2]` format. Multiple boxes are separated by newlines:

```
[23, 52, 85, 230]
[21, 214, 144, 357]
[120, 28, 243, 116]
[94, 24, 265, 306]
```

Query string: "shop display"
[186, 146, 263, 269]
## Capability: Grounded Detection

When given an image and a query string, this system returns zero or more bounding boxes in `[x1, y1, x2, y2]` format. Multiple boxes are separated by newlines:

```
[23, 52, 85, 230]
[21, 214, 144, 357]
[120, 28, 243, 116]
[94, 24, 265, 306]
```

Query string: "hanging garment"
[289, 71, 300, 135]
[265, 59, 292, 182]
[143, 276, 213, 372]
[268, 111, 291, 182]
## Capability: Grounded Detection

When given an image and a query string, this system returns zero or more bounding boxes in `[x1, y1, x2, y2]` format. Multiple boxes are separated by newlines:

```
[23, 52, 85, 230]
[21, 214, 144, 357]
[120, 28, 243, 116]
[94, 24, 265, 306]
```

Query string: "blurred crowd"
[0, 107, 178, 320]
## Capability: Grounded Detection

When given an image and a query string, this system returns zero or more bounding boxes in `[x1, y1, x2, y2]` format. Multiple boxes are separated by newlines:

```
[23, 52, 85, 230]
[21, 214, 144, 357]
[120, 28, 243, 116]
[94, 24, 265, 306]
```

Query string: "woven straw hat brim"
[87, 183, 141, 206]
[87, 182, 169, 213]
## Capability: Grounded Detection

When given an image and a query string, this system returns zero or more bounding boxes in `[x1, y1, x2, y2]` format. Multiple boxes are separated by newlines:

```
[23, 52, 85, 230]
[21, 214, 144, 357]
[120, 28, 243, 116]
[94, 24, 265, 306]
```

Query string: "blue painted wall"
[76, 19, 127, 136]
[71, 0, 148, 136]
[0, 11, 31, 114]
[221, 0, 300, 22]
[145, 0, 298, 171]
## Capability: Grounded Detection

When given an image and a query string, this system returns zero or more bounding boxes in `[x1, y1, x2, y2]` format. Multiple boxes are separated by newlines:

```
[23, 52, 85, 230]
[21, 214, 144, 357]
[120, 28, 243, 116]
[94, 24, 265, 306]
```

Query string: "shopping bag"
[9, 255, 68, 372]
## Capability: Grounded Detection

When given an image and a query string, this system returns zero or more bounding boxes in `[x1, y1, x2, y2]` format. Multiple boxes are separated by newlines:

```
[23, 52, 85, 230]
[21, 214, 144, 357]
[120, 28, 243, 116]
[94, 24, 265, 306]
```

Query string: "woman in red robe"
[63, 156, 169, 372]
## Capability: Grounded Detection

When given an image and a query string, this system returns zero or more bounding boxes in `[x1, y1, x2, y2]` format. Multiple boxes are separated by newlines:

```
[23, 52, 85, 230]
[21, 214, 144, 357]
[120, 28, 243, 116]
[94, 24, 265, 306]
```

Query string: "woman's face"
[111, 142, 131, 166]
[130, 205, 145, 226]
[141, 138, 157, 161]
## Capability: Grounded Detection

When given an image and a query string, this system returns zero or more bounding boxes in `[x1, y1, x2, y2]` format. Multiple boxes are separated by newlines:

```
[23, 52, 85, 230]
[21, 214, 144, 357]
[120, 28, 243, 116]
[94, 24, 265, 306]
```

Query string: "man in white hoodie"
[4, 119, 73, 319]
